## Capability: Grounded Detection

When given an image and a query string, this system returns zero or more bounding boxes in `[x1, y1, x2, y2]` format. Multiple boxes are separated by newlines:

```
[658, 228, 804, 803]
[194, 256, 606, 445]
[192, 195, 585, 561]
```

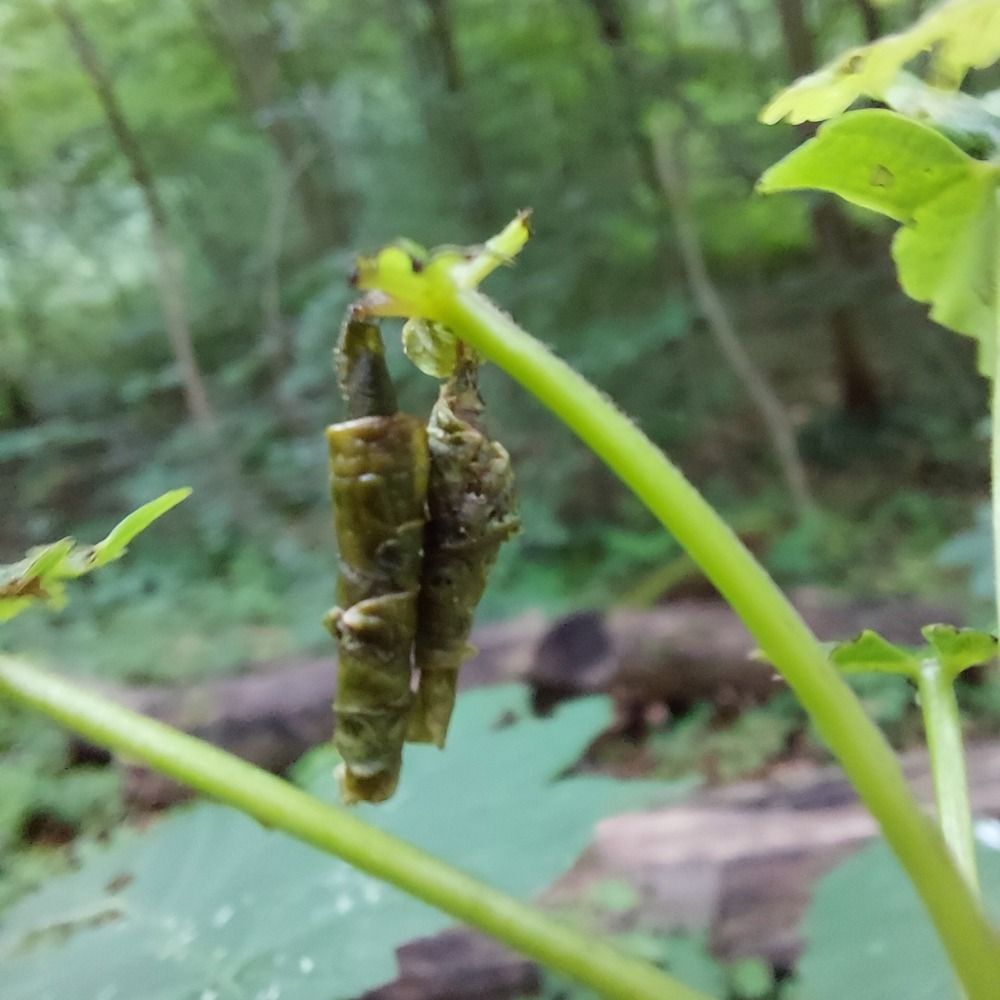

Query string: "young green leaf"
[758, 110, 984, 222]
[353, 211, 532, 323]
[0, 490, 191, 622]
[892, 166, 999, 374]
[761, 0, 1000, 124]
[921, 624, 998, 680]
[87, 488, 194, 567]
[830, 630, 919, 679]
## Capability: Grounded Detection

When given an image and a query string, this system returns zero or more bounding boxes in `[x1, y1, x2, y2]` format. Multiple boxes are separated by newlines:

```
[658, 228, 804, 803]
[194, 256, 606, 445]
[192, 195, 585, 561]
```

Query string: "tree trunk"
[580, 0, 812, 513]
[652, 135, 813, 516]
[392, 0, 494, 228]
[54, 2, 217, 429]
[773, 0, 884, 424]
[190, 0, 353, 252]
[582, 0, 668, 217]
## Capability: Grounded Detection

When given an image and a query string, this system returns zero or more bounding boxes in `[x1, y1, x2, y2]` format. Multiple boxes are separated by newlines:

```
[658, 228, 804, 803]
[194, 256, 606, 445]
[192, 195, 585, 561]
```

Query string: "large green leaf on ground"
[758, 111, 1000, 374]
[0, 490, 192, 622]
[0, 686, 692, 1000]
[761, 0, 1000, 124]
[796, 835, 1000, 999]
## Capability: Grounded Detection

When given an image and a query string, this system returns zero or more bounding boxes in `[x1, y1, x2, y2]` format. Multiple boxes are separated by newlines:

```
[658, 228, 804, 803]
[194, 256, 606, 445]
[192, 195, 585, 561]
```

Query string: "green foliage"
[922, 624, 998, 680]
[831, 629, 920, 677]
[795, 837, 1000, 999]
[761, 0, 1000, 124]
[938, 503, 995, 602]
[759, 110, 1000, 373]
[0, 490, 191, 622]
[647, 703, 799, 784]
[0, 538, 333, 683]
[0, 686, 690, 1000]
[529, 932, 727, 1000]
[830, 625, 996, 681]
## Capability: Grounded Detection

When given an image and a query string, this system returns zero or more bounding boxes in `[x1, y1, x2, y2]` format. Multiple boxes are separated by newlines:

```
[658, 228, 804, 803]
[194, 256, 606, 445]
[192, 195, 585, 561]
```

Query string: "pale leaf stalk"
[0, 655, 711, 1000]
[917, 658, 978, 893]
[431, 285, 1000, 999]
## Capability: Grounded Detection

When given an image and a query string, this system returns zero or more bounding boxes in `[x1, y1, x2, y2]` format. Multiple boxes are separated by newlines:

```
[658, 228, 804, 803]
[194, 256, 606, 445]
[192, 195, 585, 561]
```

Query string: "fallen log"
[97, 612, 545, 807]
[527, 589, 962, 718]
[81, 593, 958, 805]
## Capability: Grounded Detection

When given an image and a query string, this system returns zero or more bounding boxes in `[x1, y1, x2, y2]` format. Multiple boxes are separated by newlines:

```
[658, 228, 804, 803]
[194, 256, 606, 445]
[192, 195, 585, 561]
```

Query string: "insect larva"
[324, 313, 428, 803]
[408, 350, 520, 747]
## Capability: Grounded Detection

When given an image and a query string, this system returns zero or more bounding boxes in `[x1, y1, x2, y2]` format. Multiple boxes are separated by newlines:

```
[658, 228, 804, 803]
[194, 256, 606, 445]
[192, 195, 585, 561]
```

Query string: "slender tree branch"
[651, 129, 813, 515]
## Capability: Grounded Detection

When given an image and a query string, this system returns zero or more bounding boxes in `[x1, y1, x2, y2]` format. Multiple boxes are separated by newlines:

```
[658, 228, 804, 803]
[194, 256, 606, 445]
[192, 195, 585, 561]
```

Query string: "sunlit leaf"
[762, 0, 1000, 124]
[0, 490, 191, 622]
[830, 630, 919, 679]
[759, 111, 1000, 373]
[891, 165, 999, 374]
[758, 111, 982, 221]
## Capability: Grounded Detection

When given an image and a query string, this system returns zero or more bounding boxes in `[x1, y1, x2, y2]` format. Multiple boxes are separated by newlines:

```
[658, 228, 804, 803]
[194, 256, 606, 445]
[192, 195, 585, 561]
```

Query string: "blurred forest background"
[5, 2, 1000, 992]
[2, 0, 998, 850]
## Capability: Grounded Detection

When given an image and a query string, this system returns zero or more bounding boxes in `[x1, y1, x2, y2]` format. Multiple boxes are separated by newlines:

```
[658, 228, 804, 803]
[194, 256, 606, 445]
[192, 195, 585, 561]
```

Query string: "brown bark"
[54, 2, 217, 428]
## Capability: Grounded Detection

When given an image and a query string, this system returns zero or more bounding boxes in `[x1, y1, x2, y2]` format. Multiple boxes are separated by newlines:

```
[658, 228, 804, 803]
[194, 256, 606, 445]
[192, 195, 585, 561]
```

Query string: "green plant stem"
[993, 191, 1000, 647]
[917, 658, 978, 893]
[436, 287, 1000, 999]
[0, 655, 710, 1000]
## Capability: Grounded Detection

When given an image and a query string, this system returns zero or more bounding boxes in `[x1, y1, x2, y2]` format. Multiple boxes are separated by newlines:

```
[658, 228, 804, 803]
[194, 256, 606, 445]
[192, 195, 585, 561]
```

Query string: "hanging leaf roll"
[409, 350, 520, 747]
[325, 313, 429, 804]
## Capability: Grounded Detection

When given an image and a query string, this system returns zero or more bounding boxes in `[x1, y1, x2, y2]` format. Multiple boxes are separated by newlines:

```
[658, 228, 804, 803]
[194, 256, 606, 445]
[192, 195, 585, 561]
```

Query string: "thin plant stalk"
[431, 285, 1000, 999]
[0, 655, 712, 1000]
[917, 658, 978, 893]
[993, 188, 1000, 658]
[651, 128, 812, 517]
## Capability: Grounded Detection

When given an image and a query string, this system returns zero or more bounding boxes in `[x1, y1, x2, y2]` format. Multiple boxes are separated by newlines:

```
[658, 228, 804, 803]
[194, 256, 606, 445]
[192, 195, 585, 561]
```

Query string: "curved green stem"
[917, 658, 978, 893]
[993, 188, 1000, 646]
[435, 287, 1000, 999]
[0, 655, 710, 1000]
